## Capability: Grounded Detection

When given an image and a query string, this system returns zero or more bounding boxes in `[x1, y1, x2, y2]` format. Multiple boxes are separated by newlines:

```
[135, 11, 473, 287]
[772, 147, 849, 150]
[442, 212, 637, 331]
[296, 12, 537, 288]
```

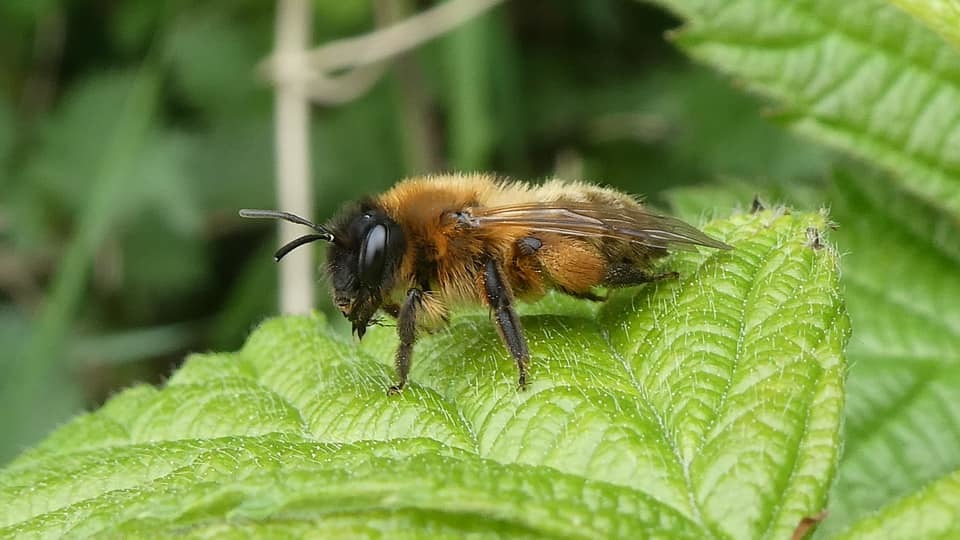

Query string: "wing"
[466, 201, 732, 251]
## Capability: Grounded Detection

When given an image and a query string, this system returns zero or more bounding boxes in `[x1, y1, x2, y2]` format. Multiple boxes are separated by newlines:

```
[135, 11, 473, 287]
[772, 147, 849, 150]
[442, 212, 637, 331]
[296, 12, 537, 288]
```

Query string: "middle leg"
[482, 258, 530, 389]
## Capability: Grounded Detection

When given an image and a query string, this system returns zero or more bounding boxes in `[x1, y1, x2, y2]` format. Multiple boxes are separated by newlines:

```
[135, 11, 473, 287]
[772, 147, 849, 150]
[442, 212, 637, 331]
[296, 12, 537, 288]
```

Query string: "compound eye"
[358, 224, 388, 287]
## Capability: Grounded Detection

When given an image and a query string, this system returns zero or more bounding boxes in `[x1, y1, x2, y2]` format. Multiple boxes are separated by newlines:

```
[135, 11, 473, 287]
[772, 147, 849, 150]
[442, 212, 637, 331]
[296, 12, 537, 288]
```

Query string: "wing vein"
[468, 201, 731, 251]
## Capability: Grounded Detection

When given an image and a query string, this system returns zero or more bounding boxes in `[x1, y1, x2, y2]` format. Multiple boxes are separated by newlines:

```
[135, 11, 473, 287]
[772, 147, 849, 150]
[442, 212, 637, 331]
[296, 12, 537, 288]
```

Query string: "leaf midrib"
[761, 303, 841, 540]
[695, 236, 787, 455]
[601, 321, 715, 538]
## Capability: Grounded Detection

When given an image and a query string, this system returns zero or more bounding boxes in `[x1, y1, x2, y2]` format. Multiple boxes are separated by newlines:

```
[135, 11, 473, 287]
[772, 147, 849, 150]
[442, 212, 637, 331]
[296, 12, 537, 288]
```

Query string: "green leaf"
[886, 0, 960, 52]
[664, 174, 960, 537]
[817, 172, 960, 537]
[833, 469, 960, 540]
[0, 211, 848, 538]
[648, 0, 960, 219]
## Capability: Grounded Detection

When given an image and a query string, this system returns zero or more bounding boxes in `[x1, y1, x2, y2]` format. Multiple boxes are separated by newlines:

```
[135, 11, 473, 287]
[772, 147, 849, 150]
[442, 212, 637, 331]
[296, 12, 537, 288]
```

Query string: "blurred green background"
[0, 0, 832, 463]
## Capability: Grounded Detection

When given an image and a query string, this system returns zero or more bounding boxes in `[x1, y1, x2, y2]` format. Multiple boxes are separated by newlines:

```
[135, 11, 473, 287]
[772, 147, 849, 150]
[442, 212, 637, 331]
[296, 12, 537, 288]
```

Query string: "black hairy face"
[326, 202, 405, 338]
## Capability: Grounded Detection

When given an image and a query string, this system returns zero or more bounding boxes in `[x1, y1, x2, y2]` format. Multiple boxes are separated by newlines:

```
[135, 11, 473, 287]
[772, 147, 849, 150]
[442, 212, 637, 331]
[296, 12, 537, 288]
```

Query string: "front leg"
[482, 258, 530, 390]
[388, 288, 422, 394]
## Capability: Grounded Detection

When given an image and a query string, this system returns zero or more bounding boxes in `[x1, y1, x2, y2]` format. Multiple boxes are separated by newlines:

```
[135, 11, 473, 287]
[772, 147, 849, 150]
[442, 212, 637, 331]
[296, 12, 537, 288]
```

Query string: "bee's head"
[239, 203, 405, 339]
[326, 204, 405, 337]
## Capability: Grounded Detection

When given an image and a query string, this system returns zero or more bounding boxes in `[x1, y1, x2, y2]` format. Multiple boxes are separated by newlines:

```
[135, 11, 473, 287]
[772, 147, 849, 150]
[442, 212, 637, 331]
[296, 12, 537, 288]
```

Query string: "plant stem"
[273, 0, 314, 314]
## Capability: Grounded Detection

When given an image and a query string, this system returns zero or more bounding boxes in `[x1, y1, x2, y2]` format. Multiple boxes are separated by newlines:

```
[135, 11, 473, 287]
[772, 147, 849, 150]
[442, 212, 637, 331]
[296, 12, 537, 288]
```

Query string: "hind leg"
[603, 263, 678, 288]
[562, 289, 607, 301]
[522, 236, 606, 297]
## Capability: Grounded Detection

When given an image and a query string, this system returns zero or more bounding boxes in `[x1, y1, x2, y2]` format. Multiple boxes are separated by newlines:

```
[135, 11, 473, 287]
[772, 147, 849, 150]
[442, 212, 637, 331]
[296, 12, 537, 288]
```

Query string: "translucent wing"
[466, 201, 732, 251]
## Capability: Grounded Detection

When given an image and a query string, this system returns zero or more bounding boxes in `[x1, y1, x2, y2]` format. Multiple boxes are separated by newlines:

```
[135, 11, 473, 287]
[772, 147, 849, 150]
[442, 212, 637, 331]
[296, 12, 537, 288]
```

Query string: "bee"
[241, 174, 731, 393]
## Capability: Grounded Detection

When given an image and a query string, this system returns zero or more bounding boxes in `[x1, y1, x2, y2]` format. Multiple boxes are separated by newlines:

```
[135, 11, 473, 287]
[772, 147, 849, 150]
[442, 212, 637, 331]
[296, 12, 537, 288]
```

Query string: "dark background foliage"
[0, 0, 829, 462]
